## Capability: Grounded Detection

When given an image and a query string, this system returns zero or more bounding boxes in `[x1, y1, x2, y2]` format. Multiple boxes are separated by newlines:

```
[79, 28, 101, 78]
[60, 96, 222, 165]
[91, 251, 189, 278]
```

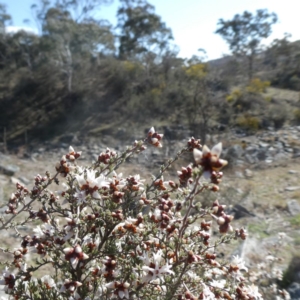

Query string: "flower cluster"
[244, 232, 291, 299]
[0, 127, 273, 300]
[5, 182, 29, 214]
[147, 127, 163, 147]
[193, 142, 227, 180]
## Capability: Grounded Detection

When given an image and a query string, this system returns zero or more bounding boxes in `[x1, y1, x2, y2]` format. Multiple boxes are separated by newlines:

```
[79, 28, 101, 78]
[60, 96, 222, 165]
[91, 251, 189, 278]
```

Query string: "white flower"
[59, 279, 82, 293]
[74, 188, 87, 205]
[63, 211, 80, 241]
[33, 224, 56, 239]
[76, 169, 108, 200]
[109, 172, 126, 189]
[56, 182, 69, 197]
[266, 255, 275, 262]
[63, 245, 89, 269]
[202, 283, 216, 299]
[126, 174, 145, 191]
[272, 268, 283, 280]
[278, 232, 286, 239]
[244, 284, 263, 299]
[0, 267, 15, 293]
[66, 146, 82, 162]
[139, 251, 150, 265]
[193, 142, 227, 179]
[97, 284, 107, 296]
[82, 234, 100, 248]
[69, 294, 82, 300]
[210, 279, 226, 289]
[105, 281, 130, 299]
[147, 127, 163, 147]
[204, 267, 225, 279]
[150, 208, 162, 221]
[141, 250, 174, 283]
[187, 271, 201, 282]
[278, 289, 291, 300]
[20, 263, 27, 272]
[113, 217, 143, 234]
[100, 257, 119, 278]
[231, 255, 248, 272]
[41, 275, 56, 289]
[33, 226, 44, 238]
[115, 239, 123, 251]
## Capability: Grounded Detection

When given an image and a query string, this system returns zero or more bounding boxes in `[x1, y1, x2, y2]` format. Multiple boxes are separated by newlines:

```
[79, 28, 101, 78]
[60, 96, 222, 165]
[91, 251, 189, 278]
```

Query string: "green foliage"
[293, 108, 300, 124]
[225, 79, 272, 125]
[0, 3, 11, 31]
[289, 75, 300, 90]
[226, 88, 242, 102]
[0, 1, 118, 142]
[150, 87, 162, 97]
[281, 255, 300, 288]
[215, 9, 277, 79]
[0, 0, 295, 148]
[265, 33, 292, 70]
[294, 236, 300, 246]
[264, 95, 272, 102]
[289, 214, 300, 228]
[184, 63, 207, 79]
[117, 0, 173, 59]
[246, 78, 270, 94]
[265, 104, 289, 129]
[248, 222, 269, 238]
[236, 114, 260, 131]
[215, 9, 278, 55]
[122, 60, 135, 72]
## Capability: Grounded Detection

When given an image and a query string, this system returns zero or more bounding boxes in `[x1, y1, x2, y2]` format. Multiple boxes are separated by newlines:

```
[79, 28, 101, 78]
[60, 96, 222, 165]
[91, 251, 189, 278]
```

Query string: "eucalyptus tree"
[215, 9, 278, 80]
[0, 3, 12, 66]
[117, 0, 173, 60]
[0, 3, 11, 33]
[30, 0, 115, 92]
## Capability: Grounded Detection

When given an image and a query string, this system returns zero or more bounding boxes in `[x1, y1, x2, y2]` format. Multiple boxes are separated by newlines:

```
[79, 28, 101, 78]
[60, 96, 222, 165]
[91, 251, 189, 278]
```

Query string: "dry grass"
[265, 87, 300, 102]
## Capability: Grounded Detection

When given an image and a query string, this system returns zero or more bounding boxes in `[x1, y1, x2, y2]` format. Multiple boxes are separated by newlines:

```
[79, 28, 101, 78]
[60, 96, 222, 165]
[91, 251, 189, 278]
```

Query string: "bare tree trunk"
[67, 68, 73, 93]
[248, 50, 255, 80]
[3, 127, 8, 154]
[65, 45, 73, 93]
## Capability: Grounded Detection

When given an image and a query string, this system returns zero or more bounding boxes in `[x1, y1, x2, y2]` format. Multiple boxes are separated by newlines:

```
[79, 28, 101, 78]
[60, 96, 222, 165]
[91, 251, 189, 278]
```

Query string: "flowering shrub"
[245, 79, 270, 94]
[0, 127, 279, 299]
[185, 63, 208, 80]
[236, 114, 260, 131]
[226, 89, 242, 103]
[245, 232, 290, 300]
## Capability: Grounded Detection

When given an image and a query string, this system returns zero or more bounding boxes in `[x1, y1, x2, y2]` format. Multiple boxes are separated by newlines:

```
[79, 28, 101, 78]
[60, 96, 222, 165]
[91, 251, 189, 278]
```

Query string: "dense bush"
[0, 128, 290, 299]
[245, 79, 270, 94]
[236, 114, 260, 132]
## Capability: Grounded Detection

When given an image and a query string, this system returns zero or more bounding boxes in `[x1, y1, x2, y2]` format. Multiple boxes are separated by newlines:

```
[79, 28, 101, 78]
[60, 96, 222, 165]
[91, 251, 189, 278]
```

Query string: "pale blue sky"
[2, 0, 300, 60]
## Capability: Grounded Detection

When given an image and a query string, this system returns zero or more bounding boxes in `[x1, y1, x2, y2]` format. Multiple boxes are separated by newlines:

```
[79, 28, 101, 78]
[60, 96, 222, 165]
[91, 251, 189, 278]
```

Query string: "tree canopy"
[215, 9, 278, 79]
[1, 1, 299, 147]
[117, 0, 173, 59]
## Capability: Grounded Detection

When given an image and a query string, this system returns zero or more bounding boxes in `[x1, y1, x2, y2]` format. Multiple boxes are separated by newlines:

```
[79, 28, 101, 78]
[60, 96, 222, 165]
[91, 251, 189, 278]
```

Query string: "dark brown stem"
[0, 173, 59, 230]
